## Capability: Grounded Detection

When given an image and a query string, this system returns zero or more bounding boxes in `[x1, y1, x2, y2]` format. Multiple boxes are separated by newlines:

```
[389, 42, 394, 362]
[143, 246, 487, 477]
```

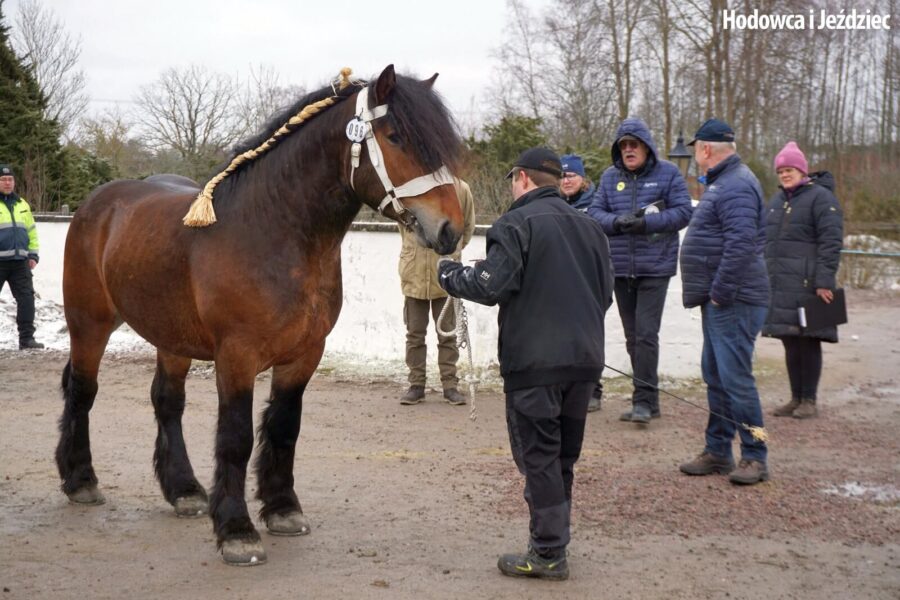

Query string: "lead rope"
[437, 296, 478, 421]
[603, 364, 769, 442]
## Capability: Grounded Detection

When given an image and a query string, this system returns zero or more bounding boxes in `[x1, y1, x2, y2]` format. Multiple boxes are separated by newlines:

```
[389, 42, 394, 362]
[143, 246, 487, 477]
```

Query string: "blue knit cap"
[560, 154, 585, 177]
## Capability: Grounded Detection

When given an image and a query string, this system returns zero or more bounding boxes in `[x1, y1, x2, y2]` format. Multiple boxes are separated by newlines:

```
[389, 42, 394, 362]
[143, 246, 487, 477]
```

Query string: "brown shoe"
[793, 399, 818, 419]
[400, 385, 425, 405]
[772, 397, 800, 417]
[679, 452, 735, 476]
[729, 459, 769, 485]
[443, 388, 467, 405]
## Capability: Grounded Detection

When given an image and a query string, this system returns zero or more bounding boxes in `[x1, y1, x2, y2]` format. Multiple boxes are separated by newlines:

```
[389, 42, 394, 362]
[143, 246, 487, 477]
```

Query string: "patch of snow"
[822, 481, 900, 504]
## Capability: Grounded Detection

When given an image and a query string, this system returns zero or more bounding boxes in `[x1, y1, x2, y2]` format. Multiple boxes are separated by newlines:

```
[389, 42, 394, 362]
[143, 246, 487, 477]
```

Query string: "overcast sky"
[7, 0, 551, 132]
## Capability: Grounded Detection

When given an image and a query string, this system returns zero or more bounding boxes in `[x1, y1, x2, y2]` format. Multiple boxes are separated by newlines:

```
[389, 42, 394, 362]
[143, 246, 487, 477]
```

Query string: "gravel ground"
[0, 288, 897, 599]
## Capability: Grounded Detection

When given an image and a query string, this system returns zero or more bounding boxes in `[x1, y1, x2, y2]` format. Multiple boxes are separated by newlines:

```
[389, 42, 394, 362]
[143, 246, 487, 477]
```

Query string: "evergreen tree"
[0, 0, 63, 210]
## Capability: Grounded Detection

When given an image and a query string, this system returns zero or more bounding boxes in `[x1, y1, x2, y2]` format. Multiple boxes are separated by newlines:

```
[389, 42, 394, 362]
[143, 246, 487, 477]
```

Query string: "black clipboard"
[798, 288, 847, 330]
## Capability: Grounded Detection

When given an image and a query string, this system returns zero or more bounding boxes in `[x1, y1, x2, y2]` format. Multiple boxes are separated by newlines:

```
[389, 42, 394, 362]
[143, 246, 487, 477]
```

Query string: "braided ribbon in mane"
[182, 68, 355, 227]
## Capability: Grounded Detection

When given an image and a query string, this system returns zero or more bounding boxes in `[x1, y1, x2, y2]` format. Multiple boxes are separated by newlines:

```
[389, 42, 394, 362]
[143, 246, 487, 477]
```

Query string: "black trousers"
[613, 276, 670, 411]
[0, 260, 36, 341]
[781, 337, 823, 400]
[505, 381, 593, 554]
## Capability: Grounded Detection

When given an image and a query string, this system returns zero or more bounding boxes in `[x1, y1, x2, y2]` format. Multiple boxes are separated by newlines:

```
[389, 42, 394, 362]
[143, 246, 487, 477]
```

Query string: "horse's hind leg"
[256, 342, 325, 536]
[151, 350, 208, 517]
[56, 320, 115, 505]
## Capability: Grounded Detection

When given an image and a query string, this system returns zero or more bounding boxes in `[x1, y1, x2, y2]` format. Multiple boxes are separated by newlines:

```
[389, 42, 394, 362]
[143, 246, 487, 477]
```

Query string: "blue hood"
[612, 117, 658, 171]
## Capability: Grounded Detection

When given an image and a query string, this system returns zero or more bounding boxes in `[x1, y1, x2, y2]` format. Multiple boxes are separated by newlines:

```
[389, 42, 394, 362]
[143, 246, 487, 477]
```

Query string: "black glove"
[613, 214, 636, 233]
[621, 215, 647, 234]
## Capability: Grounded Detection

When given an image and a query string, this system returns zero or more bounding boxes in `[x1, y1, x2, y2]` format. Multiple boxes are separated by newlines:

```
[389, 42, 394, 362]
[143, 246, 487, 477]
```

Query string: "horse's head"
[348, 65, 464, 255]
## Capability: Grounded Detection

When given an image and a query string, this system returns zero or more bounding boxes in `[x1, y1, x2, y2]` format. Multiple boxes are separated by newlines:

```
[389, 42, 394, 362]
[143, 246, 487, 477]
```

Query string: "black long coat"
[761, 171, 843, 342]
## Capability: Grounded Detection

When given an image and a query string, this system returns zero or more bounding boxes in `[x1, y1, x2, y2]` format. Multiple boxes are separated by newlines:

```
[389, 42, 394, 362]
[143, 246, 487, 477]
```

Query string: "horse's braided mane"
[183, 68, 463, 227]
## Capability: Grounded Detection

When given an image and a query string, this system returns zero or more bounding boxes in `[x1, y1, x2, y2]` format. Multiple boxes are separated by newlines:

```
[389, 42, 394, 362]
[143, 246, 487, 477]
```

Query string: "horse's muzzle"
[433, 220, 461, 256]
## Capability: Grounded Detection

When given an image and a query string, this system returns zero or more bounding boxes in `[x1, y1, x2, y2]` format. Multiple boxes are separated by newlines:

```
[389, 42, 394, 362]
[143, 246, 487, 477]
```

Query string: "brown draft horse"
[55, 65, 464, 565]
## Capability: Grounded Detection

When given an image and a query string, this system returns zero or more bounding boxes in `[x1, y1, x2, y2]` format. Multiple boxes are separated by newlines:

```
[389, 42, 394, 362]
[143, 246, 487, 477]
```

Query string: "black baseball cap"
[687, 119, 735, 146]
[506, 147, 563, 179]
[0, 164, 14, 177]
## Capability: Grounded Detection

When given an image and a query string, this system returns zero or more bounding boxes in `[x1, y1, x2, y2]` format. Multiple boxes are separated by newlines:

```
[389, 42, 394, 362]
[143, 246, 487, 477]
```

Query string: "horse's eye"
[387, 132, 402, 146]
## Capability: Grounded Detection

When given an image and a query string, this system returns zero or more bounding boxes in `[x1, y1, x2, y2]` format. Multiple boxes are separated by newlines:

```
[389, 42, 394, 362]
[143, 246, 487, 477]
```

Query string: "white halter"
[348, 86, 454, 216]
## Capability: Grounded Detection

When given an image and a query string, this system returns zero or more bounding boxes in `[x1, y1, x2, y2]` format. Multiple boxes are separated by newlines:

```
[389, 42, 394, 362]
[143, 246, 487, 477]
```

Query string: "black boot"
[19, 338, 45, 350]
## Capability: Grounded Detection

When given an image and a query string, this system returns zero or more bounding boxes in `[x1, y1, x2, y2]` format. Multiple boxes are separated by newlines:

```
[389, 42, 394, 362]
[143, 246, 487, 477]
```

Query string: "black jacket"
[762, 171, 843, 342]
[438, 186, 614, 392]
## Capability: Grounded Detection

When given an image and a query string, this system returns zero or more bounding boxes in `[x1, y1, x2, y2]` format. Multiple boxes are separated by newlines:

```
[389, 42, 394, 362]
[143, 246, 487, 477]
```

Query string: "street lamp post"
[667, 130, 692, 180]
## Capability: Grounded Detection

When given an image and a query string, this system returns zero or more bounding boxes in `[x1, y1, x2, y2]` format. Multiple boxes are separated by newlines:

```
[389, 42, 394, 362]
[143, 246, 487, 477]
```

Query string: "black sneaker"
[497, 546, 568, 581]
[19, 338, 45, 350]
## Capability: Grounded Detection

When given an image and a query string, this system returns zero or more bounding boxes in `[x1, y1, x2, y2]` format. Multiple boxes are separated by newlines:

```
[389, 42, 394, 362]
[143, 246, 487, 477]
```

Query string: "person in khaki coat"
[398, 178, 476, 405]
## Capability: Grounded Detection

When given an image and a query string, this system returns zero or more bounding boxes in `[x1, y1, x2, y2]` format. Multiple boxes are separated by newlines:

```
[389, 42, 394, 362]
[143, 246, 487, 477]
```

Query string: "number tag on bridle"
[345, 118, 367, 143]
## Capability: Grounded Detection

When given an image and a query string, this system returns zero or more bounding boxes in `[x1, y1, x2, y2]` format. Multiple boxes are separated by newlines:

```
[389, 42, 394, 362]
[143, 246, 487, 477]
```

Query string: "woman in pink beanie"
[761, 141, 844, 419]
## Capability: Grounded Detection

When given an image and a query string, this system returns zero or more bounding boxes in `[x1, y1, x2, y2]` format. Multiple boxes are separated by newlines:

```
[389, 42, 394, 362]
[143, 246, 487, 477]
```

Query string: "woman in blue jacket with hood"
[588, 118, 692, 425]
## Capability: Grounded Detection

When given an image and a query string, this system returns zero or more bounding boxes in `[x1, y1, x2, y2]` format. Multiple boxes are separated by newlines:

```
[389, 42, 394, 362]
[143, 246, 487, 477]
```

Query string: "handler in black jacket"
[438, 147, 614, 581]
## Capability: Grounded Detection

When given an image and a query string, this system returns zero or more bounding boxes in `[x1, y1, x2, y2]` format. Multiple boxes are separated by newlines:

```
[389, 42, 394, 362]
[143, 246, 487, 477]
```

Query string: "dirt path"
[1, 289, 898, 599]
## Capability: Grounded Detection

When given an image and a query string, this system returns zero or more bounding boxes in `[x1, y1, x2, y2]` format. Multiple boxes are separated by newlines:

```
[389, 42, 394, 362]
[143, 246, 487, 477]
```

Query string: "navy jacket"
[680, 154, 770, 308]
[762, 172, 843, 342]
[564, 182, 594, 212]
[438, 186, 614, 392]
[588, 118, 692, 278]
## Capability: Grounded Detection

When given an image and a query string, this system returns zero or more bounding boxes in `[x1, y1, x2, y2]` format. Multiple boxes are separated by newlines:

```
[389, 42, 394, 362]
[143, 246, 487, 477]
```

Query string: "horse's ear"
[422, 73, 439, 89]
[374, 64, 396, 104]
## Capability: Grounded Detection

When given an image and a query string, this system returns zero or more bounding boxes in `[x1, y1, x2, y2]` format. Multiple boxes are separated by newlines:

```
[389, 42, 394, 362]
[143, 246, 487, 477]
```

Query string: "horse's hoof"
[174, 494, 208, 518]
[221, 539, 267, 566]
[266, 511, 311, 536]
[67, 485, 105, 505]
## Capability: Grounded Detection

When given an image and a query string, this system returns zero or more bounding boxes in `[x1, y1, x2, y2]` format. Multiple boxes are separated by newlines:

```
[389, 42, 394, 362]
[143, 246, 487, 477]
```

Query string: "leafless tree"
[491, 0, 548, 119]
[11, 0, 88, 140]
[234, 64, 305, 140]
[134, 65, 240, 179]
[77, 108, 154, 178]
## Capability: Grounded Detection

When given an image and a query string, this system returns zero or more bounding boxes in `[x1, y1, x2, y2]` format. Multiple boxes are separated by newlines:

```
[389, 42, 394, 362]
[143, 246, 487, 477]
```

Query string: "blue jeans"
[701, 301, 768, 462]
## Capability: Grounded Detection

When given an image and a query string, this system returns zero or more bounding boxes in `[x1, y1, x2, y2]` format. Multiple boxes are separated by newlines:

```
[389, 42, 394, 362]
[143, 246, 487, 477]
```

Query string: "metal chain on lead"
[437, 296, 478, 421]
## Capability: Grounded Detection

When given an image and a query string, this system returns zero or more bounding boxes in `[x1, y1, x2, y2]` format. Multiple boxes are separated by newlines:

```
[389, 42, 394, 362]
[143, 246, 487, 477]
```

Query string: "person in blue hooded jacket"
[588, 118, 692, 425]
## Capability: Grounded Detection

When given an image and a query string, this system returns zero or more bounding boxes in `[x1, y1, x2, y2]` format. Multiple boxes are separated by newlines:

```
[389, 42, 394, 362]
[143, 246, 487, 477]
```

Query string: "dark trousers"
[0, 260, 36, 341]
[782, 337, 823, 400]
[613, 276, 670, 411]
[505, 381, 593, 554]
[403, 296, 459, 389]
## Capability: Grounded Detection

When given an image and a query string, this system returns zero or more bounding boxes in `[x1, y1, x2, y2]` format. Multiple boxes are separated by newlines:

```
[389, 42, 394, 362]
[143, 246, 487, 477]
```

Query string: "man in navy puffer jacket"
[677, 119, 771, 487]
[588, 117, 692, 425]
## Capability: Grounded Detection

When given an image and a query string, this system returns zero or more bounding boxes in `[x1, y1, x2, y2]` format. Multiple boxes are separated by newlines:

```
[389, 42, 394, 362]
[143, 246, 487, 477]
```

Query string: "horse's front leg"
[256, 341, 325, 536]
[210, 350, 264, 566]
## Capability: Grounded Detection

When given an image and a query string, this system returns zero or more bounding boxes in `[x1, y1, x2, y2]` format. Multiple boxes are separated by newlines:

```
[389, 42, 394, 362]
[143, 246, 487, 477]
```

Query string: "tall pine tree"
[0, 0, 63, 210]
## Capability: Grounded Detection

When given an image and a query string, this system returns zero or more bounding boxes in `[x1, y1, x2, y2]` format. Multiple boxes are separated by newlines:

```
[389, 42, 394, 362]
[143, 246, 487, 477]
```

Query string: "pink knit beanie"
[774, 141, 808, 174]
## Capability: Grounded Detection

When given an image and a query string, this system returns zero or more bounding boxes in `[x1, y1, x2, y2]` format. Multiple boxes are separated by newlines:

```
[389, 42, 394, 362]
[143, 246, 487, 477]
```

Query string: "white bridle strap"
[349, 86, 452, 215]
[377, 166, 455, 212]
